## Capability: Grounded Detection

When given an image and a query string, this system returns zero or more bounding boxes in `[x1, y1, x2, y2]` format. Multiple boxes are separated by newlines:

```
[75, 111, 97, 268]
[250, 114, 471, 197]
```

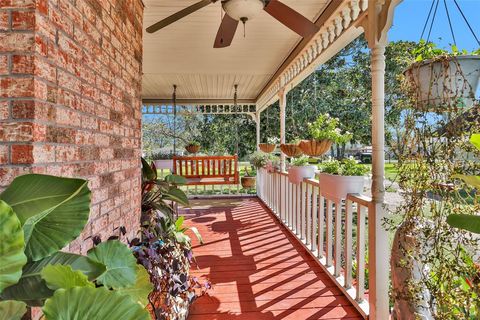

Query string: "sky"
[388, 0, 480, 51]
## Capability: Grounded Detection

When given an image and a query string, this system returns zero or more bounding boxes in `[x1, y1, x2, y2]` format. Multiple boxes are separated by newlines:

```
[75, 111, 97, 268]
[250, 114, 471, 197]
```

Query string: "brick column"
[0, 0, 144, 254]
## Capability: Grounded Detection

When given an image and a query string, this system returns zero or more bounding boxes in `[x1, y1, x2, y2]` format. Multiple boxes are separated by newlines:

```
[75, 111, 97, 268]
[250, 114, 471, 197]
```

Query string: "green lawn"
[364, 162, 399, 182]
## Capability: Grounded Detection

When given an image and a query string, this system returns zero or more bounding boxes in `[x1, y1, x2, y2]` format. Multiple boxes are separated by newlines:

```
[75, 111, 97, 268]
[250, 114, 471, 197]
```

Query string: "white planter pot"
[318, 173, 365, 201]
[404, 55, 480, 109]
[288, 165, 316, 184]
[154, 159, 174, 171]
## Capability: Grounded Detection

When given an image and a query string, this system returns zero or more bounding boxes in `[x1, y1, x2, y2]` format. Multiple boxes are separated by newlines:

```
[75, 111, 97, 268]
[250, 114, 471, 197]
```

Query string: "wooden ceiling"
[142, 0, 330, 102]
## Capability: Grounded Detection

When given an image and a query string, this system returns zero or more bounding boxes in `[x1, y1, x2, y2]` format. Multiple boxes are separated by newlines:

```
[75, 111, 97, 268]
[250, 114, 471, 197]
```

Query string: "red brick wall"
[0, 0, 144, 254]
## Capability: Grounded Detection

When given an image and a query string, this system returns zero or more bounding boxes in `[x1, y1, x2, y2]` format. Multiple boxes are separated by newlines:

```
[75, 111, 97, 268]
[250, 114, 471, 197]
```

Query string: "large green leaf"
[41, 264, 94, 290]
[447, 214, 480, 234]
[470, 133, 480, 151]
[164, 187, 189, 206]
[141, 157, 156, 181]
[0, 174, 91, 261]
[165, 174, 187, 185]
[117, 265, 153, 307]
[1, 252, 105, 306]
[42, 287, 150, 320]
[0, 300, 27, 320]
[0, 201, 27, 293]
[453, 174, 480, 189]
[87, 240, 137, 289]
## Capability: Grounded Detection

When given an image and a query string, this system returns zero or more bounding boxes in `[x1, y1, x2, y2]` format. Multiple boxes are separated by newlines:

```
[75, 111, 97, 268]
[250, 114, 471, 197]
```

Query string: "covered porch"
[143, 0, 399, 318]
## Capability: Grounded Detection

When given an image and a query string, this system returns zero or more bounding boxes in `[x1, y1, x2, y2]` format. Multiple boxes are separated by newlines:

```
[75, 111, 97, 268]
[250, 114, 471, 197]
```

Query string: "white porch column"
[279, 88, 286, 171]
[368, 44, 389, 320]
[256, 111, 261, 151]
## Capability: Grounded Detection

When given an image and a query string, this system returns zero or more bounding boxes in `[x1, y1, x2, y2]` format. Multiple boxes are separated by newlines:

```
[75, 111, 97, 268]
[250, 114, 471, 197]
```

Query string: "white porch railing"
[257, 168, 376, 319]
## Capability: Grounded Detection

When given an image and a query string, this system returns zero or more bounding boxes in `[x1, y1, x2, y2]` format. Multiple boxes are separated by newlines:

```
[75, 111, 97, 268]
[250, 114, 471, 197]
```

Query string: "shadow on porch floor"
[182, 198, 363, 320]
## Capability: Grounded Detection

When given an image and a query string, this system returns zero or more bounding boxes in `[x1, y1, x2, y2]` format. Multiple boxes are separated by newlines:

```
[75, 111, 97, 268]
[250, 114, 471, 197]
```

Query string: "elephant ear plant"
[0, 174, 152, 320]
[447, 133, 480, 233]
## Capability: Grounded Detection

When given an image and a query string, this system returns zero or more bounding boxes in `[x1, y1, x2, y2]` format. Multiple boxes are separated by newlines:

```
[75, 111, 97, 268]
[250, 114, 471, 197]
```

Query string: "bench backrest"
[173, 155, 239, 183]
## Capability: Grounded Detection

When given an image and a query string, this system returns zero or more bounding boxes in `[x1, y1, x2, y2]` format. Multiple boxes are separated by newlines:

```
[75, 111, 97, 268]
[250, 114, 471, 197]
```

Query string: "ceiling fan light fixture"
[222, 0, 265, 21]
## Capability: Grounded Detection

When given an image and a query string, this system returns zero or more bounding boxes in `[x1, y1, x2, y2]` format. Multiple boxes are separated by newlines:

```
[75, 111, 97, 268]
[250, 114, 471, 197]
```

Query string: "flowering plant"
[308, 114, 352, 144]
[267, 137, 280, 144]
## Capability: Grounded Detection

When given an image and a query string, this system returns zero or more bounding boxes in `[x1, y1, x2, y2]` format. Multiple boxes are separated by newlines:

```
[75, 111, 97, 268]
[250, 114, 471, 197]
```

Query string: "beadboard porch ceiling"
[142, 0, 330, 103]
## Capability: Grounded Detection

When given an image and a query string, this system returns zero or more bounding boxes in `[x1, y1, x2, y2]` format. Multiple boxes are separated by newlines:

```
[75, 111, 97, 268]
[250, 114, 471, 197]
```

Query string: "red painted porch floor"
[182, 197, 363, 320]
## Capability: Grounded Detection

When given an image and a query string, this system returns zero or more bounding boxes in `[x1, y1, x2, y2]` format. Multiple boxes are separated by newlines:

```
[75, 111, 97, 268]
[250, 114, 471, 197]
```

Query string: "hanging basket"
[185, 144, 200, 154]
[403, 55, 480, 111]
[298, 139, 333, 157]
[258, 143, 276, 153]
[280, 144, 303, 157]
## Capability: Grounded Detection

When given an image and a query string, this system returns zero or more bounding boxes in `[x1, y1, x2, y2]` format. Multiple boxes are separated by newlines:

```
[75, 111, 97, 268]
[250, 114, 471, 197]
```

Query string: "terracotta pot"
[241, 176, 256, 189]
[185, 144, 200, 154]
[280, 144, 303, 157]
[318, 173, 365, 201]
[288, 165, 316, 184]
[298, 139, 333, 157]
[403, 55, 480, 110]
[258, 143, 276, 153]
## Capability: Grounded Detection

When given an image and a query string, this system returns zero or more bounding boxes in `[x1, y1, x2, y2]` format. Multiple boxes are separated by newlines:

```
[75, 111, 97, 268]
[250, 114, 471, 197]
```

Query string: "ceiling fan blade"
[264, 0, 320, 37]
[146, 0, 214, 33]
[214, 14, 239, 48]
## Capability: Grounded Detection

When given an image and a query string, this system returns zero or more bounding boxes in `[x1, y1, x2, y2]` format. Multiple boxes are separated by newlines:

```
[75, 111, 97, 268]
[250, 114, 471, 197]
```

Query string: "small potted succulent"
[288, 156, 316, 184]
[280, 140, 303, 158]
[299, 114, 352, 156]
[318, 157, 369, 201]
[259, 137, 279, 153]
[403, 41, 480, 110]
[185, 141, 200, 154]
[151, 151, 175, 171]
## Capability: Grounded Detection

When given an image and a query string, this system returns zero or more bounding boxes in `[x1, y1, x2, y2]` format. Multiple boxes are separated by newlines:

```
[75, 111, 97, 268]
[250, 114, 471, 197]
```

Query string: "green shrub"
[291, 156, 310, 167]
[320, 158, 369, 176]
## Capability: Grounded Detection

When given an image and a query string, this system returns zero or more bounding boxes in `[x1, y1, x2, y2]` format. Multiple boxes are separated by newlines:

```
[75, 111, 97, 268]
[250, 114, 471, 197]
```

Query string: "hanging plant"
[185, 141, 200, 154]
[258, 137, 278, 153]
[403, 42, 480, 111]
[280, 143, 303, 158]
[299, 114, 351, 156]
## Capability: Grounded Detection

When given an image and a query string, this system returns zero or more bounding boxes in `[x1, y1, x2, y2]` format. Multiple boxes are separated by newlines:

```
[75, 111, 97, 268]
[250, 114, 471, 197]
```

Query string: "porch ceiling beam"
[255, 0, 343, 103]
[142, 98, 256, 105]
[256, 0, 368, 112]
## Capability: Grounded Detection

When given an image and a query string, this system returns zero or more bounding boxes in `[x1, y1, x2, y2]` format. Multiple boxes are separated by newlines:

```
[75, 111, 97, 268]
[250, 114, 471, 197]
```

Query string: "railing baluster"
[296, 183, 301, 235]
[334, 199, 342, 277]
[306, 182, 312, 246]
[356, 204, 366, 301]
[311, 184, 318, 252]
[326, 198, 333, 267]
[300, 182, 306, 240]
[318, 194, 324, 258]
[344, 199, 353, 289]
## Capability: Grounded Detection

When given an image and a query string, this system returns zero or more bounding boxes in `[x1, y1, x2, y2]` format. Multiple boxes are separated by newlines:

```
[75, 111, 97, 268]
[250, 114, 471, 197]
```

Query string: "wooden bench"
[173, 155, 239, 186]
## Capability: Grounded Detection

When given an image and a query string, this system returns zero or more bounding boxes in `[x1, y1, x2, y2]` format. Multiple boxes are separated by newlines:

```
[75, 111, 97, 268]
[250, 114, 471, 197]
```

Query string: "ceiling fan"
[146, 0, 320, 48]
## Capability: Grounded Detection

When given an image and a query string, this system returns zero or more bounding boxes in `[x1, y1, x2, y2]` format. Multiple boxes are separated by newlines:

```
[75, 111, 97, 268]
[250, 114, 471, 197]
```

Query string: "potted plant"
[151, 151, 175, 171]
[185, 141, 200, 154]
[241, 167, 257, 189]
[403, 41, 480, 110]
[288, 156, 316, 184]
[280, 141, 303, 158]
[299, 114, 352, 156]
[259, 137, 279, 153]
[318, 158, 369, 200]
